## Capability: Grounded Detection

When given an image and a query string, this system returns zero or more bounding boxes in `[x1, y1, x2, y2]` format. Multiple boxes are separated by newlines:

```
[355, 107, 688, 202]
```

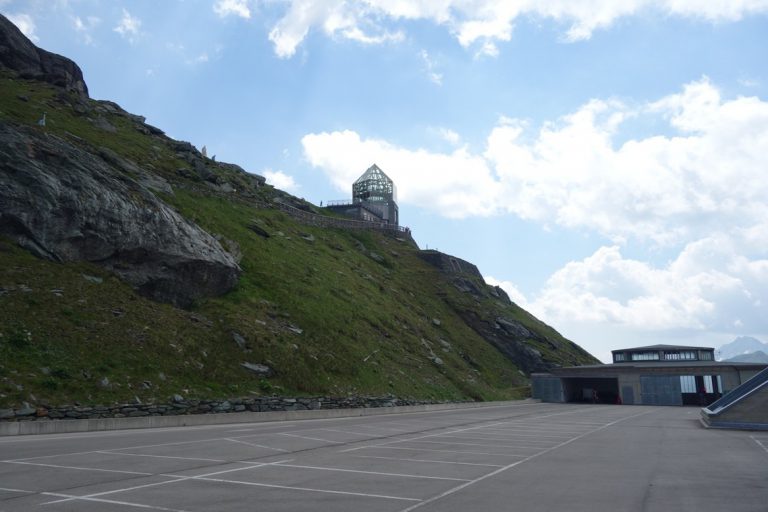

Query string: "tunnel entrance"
[563, 377, 620, 404]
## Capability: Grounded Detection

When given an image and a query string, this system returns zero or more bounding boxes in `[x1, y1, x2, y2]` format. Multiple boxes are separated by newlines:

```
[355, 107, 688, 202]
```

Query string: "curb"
[0, 399, 538, 436]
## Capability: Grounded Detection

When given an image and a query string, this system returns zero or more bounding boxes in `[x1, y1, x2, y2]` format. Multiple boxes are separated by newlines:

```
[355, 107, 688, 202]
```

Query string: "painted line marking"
[41, 492, 191, 511]
[468, 430, 574, 439]
[96, 450, 225, 463]
[318, 428, 376, 437]
[278, 432, 342, 444]
[364, 446, 528, 458]
[397, 409, 655, 512]
[353, 455, 504, 468]
[406, 439, 544, 451]
[339, 407, 596, 454]
[2, 460, 153, 476]
[430, 433, 556, 445]
[224, 438, 289, 452]
[42, 477, 190, 505]
[343, 424, 412, 433]
[751, 436, 768, 454]
[42, 459, 293, 505]
[163, 475, 422, 502]
[0, 486, 37, 494]
[272, 462, 471, 481]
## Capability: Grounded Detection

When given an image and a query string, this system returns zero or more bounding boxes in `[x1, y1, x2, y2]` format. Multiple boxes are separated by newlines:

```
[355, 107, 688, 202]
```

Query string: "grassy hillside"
[0, 73, 597, 409]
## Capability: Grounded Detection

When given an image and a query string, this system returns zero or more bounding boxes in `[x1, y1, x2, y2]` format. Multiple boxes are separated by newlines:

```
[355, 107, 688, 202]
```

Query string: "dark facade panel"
[640, 375, 682, 406]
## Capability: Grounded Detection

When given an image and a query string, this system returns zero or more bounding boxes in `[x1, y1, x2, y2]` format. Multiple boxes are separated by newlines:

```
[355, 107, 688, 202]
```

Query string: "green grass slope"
[0, 73, 598, 409]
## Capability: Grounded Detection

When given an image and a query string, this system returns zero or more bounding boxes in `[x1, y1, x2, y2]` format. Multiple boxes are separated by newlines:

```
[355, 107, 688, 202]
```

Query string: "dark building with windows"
[532, 344, 767, 407]
[326, 164, 399, 226]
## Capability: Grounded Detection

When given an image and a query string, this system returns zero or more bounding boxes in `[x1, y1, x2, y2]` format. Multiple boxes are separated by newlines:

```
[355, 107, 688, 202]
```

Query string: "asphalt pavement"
[1, 402, 766, 511]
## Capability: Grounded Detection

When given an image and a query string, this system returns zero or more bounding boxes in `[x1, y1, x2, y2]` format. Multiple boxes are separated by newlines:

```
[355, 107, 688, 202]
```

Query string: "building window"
[680, 375, 696, 393]
[664, 351, 696, 360]
[631, 351, 660, 361]
[703, 375, 714, 393]
[699, 351, 713, 361]
[614, 353, 626, 362]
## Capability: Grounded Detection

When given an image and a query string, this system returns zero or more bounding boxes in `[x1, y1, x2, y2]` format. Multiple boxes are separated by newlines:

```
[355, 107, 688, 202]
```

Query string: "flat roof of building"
[611, 344, 714, 352]
[533, 360, 768, 377]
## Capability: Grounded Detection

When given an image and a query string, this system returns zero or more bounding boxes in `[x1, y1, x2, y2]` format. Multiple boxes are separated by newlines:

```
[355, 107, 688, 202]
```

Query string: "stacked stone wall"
[0, 396, 459, 422]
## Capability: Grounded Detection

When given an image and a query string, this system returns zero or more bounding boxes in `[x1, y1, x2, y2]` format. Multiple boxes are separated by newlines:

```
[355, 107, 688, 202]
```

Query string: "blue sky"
[3, 0, 768, 361]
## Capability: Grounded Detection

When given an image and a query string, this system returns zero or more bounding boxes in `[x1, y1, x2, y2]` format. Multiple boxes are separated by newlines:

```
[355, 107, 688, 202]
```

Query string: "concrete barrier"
[0, 399, 538, 436]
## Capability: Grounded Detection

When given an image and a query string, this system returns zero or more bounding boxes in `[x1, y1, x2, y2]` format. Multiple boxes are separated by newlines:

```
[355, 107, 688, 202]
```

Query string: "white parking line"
[43, 460, 293, 505]
[165, 475, 422, 502]
[751, 436, 768, 454]
[272, 462, 471, 481]
[97, 450, 225, 463]
[397, 409, 654, 512]
[318, 428, 377, 437]
[353, 455, 504, 468]
[42, 476, 190, 505]
[468, 431, 574, 439]
[224, 437, 289, 452]
[2, 460, 154, 476]
[279, 432, 342, 444]
[340, 407, 595, 454]
[431, 433, 556, 445]
[344, 424, 412, 433]
[0, 487, 37, 494]
[371, 446, 528, 457]
[42, 492, 191, 511]
[407, 439, 543, 451]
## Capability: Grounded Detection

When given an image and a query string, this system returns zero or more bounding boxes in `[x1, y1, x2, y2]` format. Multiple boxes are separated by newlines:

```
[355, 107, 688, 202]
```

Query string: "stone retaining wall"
[0, 396, 449, 422]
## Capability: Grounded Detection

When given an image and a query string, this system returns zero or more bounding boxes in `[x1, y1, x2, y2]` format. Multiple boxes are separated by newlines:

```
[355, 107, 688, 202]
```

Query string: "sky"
[3, 0, 768, 362]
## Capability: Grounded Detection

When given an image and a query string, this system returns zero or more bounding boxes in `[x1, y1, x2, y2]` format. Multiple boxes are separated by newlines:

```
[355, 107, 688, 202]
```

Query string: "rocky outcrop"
[0, 14, 88, 97]
[0, 123, 240, 307]
[418, 250, 482, 279]
[457, 312, 554, 374]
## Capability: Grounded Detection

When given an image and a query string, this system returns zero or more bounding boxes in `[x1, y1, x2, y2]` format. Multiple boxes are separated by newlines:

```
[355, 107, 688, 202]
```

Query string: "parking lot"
[1, 402, 767, 511]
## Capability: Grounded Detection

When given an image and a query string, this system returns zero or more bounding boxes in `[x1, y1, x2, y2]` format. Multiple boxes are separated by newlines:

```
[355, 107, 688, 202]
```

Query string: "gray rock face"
[241, 362, 273, 377]
[0, 14, 88, 97]
[0, 123, 240, 307]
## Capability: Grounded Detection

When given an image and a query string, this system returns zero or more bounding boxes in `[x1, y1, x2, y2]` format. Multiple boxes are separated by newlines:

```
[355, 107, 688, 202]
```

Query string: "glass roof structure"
[352, 164, 397, 204]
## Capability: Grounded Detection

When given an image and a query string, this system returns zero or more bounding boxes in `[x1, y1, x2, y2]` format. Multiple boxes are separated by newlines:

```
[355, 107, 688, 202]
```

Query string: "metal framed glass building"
[352, 164, 398, 226]
[326, 164, 399, 226]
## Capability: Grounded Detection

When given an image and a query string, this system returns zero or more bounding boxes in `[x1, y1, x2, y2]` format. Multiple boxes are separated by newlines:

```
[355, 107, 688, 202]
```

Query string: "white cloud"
[213, 0, 251, 19]
[526, 237, 768, 337]
[72, 15, 100, 45]
[268, 0, 403, 59]
[436, 127, 461, 146]
[264, 169, 299, 192]
[304, 78, 768, 246]
[6, 13, 38, 42]
[113, 8, 141, 42]
[264, 0, 768, 58]
[419, 49, 442, 85]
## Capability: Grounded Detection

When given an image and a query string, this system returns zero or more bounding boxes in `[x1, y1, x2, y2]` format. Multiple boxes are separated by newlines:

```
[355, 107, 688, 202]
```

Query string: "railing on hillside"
[272, 199, 410, 235]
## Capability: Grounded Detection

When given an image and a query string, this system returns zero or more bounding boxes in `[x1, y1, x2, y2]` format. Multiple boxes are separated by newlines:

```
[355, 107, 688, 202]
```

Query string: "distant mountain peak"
[717, 336, 768, 361]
